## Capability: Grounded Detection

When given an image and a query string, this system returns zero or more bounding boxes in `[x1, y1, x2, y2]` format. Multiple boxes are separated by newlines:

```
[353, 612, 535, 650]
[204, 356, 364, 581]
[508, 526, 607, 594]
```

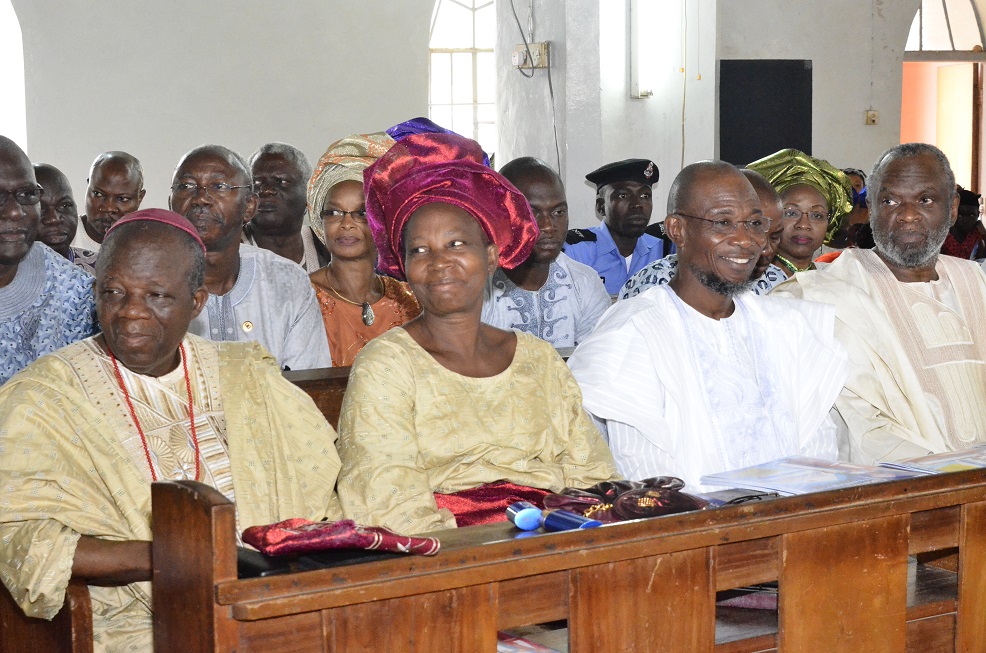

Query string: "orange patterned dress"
[314, 276, 421, 366]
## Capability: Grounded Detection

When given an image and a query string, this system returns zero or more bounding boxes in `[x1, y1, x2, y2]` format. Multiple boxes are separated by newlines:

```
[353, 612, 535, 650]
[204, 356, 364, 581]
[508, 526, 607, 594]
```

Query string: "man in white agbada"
[774, 143, 986, 463]
[568, 161, 849, 491]
[481, 157, 610, 347]
[618, 169, 788, 300]
[170, 145, 331, 371]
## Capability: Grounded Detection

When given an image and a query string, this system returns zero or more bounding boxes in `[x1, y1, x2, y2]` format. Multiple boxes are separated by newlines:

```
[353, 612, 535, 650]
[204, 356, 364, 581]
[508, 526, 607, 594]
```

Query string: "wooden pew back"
[151, 471, 986, 653]
[0, 579, 93, 653]
[283, 366, 350, 430]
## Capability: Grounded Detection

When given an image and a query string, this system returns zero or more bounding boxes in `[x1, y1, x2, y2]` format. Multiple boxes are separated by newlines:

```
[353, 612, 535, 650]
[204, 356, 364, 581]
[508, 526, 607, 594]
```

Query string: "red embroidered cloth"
[242, 519, 441, 557]
[434, 481, 550, 527]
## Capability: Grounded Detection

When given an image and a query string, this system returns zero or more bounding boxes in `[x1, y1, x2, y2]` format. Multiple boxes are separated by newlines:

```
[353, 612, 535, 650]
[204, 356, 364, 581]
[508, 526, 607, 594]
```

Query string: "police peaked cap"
[585, 158, 659, 190]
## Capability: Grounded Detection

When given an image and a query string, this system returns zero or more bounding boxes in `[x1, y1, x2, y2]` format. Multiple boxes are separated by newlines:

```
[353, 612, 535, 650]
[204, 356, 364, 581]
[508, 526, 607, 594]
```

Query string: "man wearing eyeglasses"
[569, 161, 849, 491]
[170, 144, 331, 370]
[0, 136, 97, 384]
[775, 143, 986, 465]
[245, 143, 326, 272]
[618, 169, 788, 299]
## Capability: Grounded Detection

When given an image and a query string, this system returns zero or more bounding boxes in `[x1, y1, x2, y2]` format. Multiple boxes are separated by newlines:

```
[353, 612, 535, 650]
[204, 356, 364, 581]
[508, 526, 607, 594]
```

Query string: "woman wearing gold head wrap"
[307, 133, 421, 366]
[747, 149, 853, 277]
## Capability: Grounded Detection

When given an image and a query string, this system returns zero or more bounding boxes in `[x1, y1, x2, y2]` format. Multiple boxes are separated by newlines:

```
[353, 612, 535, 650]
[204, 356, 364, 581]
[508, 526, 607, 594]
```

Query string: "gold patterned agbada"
[0, 335, 342, 652]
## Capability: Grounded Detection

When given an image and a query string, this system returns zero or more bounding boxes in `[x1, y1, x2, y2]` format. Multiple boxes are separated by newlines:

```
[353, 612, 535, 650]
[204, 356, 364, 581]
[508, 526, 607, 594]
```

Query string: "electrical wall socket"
[865, 110, 879, 126]
[512, 42, 550, 69]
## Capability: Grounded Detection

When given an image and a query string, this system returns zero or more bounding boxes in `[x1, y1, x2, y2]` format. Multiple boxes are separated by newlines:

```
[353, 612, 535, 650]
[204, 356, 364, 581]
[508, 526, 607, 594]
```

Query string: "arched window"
[0, 0, 27, 150]
[906, 0, 984, 51]
[428, 0, 496, 157]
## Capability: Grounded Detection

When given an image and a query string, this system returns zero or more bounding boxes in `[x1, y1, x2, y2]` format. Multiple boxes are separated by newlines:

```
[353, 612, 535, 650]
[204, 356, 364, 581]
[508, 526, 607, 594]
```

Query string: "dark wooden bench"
[6, 365, 986, 651]
[5, 470, 986, 652]
[146, 471, 986, 652]
[283, 366, 350, 430]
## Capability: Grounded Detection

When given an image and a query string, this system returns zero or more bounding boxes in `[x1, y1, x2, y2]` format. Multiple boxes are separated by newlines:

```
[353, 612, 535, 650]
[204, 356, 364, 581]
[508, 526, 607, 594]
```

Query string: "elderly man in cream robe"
[0, 210, 342, 653]
[774, 143, 986, 464]
[568, 161, 849, 491]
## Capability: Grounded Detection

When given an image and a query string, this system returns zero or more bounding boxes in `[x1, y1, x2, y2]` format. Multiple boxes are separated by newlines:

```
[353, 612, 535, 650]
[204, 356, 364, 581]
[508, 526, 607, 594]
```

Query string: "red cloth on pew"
[243, 518, 441, 556]
[434, 481, 550, 527]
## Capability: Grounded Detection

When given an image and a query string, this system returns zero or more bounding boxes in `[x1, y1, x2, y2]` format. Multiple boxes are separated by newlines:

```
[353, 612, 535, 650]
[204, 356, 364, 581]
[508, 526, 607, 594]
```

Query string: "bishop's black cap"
[585, 158, 659, 190]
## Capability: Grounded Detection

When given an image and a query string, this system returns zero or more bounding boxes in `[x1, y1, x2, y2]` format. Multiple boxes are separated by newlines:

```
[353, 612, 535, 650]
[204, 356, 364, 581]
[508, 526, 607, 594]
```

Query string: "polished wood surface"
[779, 516, 909, 651]
[0, 578, 92, 653]
[145, 470, 986, 653]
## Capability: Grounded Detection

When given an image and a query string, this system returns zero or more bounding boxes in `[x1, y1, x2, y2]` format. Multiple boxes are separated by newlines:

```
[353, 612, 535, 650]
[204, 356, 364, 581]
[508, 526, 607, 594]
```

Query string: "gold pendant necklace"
[326, 276, 381, 326]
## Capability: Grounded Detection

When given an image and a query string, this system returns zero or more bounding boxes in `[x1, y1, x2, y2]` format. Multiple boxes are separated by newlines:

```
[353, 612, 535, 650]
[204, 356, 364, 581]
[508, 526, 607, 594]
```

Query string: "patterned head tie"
[746, 148, 853, 244]
[363, 132, 539, 281]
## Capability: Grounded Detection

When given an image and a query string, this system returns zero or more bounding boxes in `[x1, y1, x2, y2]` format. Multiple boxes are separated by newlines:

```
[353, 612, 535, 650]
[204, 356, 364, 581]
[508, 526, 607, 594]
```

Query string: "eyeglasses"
[0, 185, 44, 207]
[322, 209, 368, 223]
[725, 492, 780, 505]
[674, 211, 767, 235]
[171, 182, 252, 198]
[781, 208, 828, 223]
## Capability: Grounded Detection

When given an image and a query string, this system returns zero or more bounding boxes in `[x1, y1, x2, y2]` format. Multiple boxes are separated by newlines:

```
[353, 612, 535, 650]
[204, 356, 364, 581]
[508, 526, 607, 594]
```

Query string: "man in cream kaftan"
[0, 210, 342, 653]
[774, 143, 986, 463]
[775, 248, 986, 462]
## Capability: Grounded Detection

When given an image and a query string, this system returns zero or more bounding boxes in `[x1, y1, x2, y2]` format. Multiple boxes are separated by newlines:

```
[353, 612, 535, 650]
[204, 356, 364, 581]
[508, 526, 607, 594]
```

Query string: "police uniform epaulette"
[566, 228, 597, 245]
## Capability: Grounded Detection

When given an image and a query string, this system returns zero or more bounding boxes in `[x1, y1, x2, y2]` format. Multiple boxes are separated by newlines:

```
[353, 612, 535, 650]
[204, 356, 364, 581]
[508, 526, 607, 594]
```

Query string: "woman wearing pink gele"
[337, 133, 619, 534]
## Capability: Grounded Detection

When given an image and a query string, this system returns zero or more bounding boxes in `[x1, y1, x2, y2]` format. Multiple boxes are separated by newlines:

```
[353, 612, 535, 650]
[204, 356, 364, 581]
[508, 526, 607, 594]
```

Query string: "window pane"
[452, 104, 475, 139]
[430, 0, 473, 49]
[477, 103, 496, 124]
[452, 52, 474, 104]
[477, 122, 497, 159]
[429, 105, 454, 131]
[474, 3, 496, 49]
[476, 51, 495, 104]
[430, 53, 452, 105]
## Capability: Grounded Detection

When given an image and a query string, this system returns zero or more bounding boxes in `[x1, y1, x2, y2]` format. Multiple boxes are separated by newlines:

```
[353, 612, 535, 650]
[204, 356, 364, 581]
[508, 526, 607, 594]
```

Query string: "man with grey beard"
[568, 161, 849, 490]
[775, 143, 986, 465]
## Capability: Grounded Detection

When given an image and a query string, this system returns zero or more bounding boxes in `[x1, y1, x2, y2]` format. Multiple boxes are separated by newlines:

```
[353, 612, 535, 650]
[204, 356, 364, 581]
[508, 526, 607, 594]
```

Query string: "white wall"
[718, 0, 921, 173]
[497, 0, 924, 227]
[0, 0, 26, 150]
[12, 0, 432, 209]
[497, 0, 717, 227]
[10, 0, 934, 219]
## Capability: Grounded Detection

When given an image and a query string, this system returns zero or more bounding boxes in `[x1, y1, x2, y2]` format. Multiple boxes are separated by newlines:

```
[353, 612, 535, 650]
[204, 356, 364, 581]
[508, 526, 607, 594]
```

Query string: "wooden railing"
[147, 471, 986, 653]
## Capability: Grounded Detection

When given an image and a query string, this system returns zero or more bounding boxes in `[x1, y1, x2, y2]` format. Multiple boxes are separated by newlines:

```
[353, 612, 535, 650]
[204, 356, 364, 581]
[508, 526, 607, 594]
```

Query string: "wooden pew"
[0, 579, 92, 653]
[283, 366, 350, 430]
[150, 471, 986, 653]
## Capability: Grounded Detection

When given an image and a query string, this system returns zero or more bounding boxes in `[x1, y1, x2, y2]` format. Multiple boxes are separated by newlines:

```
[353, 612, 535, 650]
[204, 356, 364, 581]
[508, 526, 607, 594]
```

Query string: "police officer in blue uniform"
[564, 158, 664, 295]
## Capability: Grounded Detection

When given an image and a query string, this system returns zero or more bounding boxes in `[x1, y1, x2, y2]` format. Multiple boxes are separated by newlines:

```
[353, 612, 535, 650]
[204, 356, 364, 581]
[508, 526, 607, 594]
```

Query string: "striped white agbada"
[568, 285, 849, 492]
[774, 249, 986, 464]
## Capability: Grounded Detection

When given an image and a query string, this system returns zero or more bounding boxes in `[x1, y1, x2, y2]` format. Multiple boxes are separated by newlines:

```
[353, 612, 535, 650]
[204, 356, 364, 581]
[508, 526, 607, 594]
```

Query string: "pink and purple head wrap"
[386, 117, 492, 167]
[363, 132, 539, 281]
